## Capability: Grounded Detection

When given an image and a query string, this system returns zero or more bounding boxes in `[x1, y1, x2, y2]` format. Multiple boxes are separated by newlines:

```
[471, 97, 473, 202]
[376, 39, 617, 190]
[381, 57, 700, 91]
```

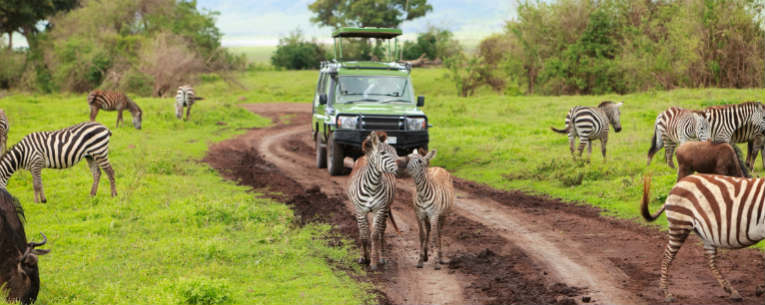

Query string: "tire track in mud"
[207, 103, 765, 305]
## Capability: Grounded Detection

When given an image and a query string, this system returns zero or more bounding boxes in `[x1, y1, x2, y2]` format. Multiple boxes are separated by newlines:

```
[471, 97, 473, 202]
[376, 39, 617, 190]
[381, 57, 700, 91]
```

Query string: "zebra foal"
[551, 101, 623, 162]
[0, 122, 117, 203]
[642, 174, 765, 302]
[404, 148, 454, 269]
[0, 109, 7, 155]
[87, 90, 143, 130]
[175, 85, 204, 121]
[347, 131, 400, 270]
[647, 107, 710, 168]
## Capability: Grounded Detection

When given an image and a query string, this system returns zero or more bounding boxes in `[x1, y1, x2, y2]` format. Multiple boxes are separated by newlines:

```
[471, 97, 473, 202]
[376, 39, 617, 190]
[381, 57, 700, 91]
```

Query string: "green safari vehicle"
[313, 27, 430, 176]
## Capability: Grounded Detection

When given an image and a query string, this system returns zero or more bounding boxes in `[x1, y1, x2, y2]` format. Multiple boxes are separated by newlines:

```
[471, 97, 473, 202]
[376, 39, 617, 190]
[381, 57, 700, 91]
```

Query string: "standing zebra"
[705, 101, 765, 144]
[175, 85, 204, 121]
[551, 101, 623, 162]
[347, 131, 400, 270]
[646, 107, 710, 168]
[642, 174, 765, 302]
[87, 90, 143, 130]
[0, 122, 117, 203]
[0, 109, 7, 155]
[405, 148, 455, 270]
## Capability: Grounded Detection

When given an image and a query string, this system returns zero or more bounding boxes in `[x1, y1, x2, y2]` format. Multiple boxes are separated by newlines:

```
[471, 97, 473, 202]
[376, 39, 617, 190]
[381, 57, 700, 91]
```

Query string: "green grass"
[1, 93, 372, 304]
[226, 46, 276, 65]
[198, 68, 764, 231]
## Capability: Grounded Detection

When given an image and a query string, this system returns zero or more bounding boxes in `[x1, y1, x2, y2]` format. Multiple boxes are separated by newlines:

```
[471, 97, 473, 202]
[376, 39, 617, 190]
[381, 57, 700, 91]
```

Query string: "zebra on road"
[642, 174, 765, 302]
[347, 131, 401, 271]
[175, 85, 204, 121]
[87, 90, 143, 130]
[0, 122, 117, 203]
[551, 101, 623, 162]
[647, 107, 710, 168]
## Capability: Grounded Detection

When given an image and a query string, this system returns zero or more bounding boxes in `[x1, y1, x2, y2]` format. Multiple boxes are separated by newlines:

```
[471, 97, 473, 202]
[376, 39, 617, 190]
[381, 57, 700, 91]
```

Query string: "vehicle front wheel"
[316, 134, 327, 168]
[327, 132, 345, 176]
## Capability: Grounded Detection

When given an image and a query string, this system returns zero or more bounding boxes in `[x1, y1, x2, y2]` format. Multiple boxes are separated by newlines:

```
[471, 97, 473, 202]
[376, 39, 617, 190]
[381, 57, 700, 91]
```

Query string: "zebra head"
[132, 105, 143, 130]
[406, 148, 437, 178]
[693, 112, 711, 141]
[599, 101, 623, 133]
[362, 131, 399, 175]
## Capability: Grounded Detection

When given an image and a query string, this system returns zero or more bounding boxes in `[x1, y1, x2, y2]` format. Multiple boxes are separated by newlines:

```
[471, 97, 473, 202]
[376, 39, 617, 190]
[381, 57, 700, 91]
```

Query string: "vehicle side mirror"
[319, 94, 327, 105]
[417, 96, 425, 107]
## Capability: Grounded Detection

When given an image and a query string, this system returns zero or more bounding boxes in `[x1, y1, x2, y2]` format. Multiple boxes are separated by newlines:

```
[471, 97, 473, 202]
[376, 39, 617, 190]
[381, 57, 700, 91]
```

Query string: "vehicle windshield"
[336, 76, 414, 104]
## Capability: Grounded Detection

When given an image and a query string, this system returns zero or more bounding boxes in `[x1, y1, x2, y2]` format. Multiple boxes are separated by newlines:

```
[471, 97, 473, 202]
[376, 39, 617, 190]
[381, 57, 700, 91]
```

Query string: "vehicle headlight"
[406, 117, 426, 131]
[336, 116, 359, 129]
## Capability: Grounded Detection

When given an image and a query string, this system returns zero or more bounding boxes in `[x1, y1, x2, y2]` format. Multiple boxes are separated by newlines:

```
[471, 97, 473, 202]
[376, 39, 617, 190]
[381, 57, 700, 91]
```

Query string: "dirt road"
[205, 103, 765, 304]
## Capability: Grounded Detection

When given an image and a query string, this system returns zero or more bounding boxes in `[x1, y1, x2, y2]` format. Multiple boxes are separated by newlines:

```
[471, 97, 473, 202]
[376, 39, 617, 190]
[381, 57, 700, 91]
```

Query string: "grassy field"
[226, 46, 276, 65]
[197, 68, 763, 230]
[1, 93, 372, 304]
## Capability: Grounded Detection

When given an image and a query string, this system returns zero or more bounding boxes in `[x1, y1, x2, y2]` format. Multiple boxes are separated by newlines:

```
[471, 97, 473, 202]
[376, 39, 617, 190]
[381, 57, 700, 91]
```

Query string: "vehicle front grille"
[360, 115, 403, 131]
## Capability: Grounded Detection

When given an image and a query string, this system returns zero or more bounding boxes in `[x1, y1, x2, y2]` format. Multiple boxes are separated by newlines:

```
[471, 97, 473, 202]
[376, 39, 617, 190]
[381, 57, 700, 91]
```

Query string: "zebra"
[175, 85, 204, 121]
[347, 131, 400, 271]
[745, 133, 765, 170]
[551, 101, 623, 162]
[0, 122, 117, 203]
[87, 90, 143, 130]
[646, 107, 710, 168]
[641, 174, 765, 302]
[0, 109, 7, 155]
[705, 101, 765, 144]
[404, 148, 455, 270]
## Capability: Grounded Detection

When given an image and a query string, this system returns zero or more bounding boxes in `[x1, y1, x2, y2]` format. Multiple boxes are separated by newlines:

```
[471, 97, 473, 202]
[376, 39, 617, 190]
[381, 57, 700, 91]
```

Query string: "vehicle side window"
[326, 75, 336, 105]
[315, 73, 326, 107]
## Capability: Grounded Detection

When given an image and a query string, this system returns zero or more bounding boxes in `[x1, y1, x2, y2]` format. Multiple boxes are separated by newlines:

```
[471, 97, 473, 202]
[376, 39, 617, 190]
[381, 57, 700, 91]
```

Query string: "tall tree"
[308, 0, 432, 28]
[0, 0, 78, 50]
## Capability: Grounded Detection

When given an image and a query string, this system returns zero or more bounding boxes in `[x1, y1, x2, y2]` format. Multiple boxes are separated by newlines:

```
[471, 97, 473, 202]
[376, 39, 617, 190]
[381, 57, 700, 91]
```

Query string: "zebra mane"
[597, 101, 616, 108]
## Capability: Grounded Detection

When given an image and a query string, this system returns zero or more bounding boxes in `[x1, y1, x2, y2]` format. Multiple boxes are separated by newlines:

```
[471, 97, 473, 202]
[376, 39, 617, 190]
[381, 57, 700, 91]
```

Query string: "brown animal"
[675, 141, 750, 181]
[0, 188, 49, 304]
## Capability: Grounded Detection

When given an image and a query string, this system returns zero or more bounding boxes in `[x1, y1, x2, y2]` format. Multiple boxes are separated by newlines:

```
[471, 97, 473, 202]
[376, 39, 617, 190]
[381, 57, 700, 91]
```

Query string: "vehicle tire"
[316, 134, 327, 168]
[327, 132, 345, 176]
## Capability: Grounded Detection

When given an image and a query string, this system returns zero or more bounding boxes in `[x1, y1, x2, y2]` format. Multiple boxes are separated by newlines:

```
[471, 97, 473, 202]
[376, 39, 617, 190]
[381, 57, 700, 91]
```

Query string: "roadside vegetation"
[1, 93, 372, 304]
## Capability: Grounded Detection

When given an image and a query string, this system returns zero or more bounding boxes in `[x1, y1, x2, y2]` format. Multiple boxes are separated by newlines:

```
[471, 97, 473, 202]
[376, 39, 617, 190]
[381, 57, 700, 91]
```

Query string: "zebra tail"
[388, 209, 401, 235]
[550, 126, 569, 134]
[647, 128, 660, 165]
[641, 175, 665, 222]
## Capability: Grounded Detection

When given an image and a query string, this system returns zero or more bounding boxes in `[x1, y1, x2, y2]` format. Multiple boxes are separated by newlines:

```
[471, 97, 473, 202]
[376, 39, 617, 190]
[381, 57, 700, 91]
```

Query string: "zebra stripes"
[0, 109, 7, 155]
[641, 174, 765, 302]
[347, 131, 399, 270]
[0, 122, 117, 203]
[175, 85, 204, 121]
[704, 101, 765, 144]
[551, 101, 623, 162]
[647, 107, 710, 168]
[405, 148, 455, 269]
[87, 90, 143, 130]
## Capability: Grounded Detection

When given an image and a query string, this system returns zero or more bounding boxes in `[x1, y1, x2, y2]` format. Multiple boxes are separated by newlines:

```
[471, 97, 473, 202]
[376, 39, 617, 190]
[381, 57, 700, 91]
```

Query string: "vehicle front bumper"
[333, 129, 429, 153]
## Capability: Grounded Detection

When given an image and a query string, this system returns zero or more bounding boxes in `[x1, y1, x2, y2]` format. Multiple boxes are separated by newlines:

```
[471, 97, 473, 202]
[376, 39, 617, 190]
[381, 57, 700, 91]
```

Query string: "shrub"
[402, 27, 462, 61]
[176, 277, 232, 305]
[0, 49, 26, 89]
[271, 30, 326, 70]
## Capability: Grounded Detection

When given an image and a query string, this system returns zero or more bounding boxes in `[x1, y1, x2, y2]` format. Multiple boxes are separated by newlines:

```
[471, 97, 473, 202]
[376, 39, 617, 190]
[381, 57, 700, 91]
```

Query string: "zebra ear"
[425, 149, 437, 161]
[616, 102, 624, 108]
[412, 148, 418, 155]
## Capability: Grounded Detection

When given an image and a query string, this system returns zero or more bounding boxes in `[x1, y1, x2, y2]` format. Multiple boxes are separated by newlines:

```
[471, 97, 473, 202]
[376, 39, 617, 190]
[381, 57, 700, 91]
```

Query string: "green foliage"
[308, 0, 432, 28]
[402, 27, 462, 60]
[1, 89, 373, 304]
[271, 31, 327, 70]
[0, 49, 26, 89]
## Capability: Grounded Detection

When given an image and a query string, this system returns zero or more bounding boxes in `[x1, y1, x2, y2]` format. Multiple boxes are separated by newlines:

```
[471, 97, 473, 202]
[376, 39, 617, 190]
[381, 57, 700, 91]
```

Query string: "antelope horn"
[28, 232, 47, 248]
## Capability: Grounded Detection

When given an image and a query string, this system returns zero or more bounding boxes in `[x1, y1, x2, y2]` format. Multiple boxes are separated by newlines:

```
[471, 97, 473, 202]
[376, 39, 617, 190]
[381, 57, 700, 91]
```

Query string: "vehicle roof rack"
[332, 27, 402, 39]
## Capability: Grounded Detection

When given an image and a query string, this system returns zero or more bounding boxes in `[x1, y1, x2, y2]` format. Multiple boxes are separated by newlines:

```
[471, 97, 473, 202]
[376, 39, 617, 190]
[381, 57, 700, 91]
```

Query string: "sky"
[195, 0, 517, 46]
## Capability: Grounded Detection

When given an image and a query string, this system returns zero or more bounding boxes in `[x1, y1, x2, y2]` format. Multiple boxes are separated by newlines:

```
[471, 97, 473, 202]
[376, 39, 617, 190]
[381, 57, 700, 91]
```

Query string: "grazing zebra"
[551, 101, 623, 162]
[646, 107, 710, 168]
[87, 90, 143, 130]
[347, 131, 400, 271]
[0, 109, 7, 155]
[175, 85, 204, 121]
[405, 148, 455, 270]
[0, 122, 117, 203]
[642, 174, 765, 302]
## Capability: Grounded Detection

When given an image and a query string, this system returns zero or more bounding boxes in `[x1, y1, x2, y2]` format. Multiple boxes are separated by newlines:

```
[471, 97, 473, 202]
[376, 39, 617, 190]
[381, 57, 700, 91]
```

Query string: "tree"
[308, 0, 432, 28]
[0, 0, 78, 50]
[271, 30, 326, 70]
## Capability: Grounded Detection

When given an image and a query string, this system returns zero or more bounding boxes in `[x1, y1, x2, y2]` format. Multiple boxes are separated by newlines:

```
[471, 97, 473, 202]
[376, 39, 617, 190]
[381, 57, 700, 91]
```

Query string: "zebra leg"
[704, 245, 742, 301]
[31, 164, 46, 204]
[423, 219, 431, 262]
[86, 157, 101, 196]
[665, 143, 676, 169]
[377, 209, 387, 266]
[416, 214, 427, 268]
[96, 157, 118, 197]
[434, 215, 446, 268]
[185, 104, 192, 121]
[116, 110, 123, 128]
[89, 105, 99, 121]
[175, 103, 183, 120]
[577, 139, 587, 160]
[568, 133, 576, 158]
[660, 228, 689, 302]
[355, 211, 370, 266]
[369, 209, 387, 270]
[600, 137, 608, 162]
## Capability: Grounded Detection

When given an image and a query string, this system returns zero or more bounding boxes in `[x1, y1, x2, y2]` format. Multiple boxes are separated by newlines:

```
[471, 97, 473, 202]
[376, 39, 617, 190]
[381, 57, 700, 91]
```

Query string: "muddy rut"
[205, 103, 765, 305]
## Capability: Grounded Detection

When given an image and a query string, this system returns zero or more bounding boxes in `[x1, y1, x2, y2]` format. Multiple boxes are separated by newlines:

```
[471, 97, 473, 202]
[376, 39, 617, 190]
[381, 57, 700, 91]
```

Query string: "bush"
[271, 30, 326, 70]
[402, 27, 462, 60]
[176, 277, 232, 305]
[0, 49, 26, 89]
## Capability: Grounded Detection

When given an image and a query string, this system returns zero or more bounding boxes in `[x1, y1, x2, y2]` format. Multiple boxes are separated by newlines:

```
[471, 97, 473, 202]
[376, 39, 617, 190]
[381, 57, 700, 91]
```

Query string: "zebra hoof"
[378, 258, 386, 265]
[433, 264, 441, 270]
[369, 264, 378, 271]
[41, 199, 47, 204]
[730, 291, 742, 302]
[358, 257, 369, 265]
[416, 261, 423, 268]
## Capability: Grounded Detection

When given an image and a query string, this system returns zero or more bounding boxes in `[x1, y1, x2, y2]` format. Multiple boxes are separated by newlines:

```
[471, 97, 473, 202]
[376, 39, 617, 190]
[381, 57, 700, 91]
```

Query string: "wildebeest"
[0, 188, 49, 304]
[675, 141, 749, 181]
